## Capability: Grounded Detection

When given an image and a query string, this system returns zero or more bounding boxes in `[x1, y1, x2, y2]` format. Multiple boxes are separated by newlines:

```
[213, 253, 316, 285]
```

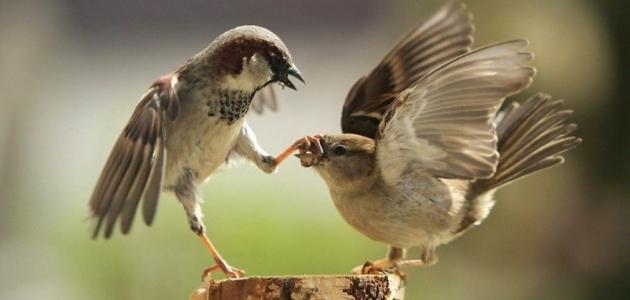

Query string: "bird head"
[205, 25, 304, 92]
[295, 134, 377, 191]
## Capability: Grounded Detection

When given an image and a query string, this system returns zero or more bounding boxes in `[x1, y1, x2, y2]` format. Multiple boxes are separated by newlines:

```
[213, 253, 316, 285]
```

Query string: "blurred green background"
[0, 0, 628, 299]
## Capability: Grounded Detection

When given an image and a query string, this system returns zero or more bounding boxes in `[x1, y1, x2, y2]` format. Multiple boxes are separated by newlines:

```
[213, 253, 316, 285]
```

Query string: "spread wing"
[376, 40, 535, 184]
[89, 76, 180, 239]
[251, 85, 278, 114]
[341, 1, 474, 138]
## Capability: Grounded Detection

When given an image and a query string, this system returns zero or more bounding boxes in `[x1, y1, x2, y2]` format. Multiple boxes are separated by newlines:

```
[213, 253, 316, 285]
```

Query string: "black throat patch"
[207, 89, 254, 124]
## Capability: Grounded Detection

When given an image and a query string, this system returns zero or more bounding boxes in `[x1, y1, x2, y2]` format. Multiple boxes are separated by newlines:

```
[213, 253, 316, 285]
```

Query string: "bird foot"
[202, 260, 245, 280]
[197, 233, 245, 280]
[352, 259, 404, 276]
[269, 134, 323, 168]
[351, 257, 432, 276]
[293, 135, 324, 167]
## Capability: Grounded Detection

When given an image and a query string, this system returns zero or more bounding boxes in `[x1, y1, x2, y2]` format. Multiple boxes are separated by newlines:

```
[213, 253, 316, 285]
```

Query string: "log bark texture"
[190, 274, 405, 300]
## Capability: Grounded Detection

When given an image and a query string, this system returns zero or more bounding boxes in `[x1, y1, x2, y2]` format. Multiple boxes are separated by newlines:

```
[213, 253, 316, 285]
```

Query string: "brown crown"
[210, 26, 291, 76]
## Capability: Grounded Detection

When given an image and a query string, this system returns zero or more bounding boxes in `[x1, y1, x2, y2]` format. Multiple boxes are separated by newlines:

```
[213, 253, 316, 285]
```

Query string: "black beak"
[279, 65, 304, 90]
[288, 66, 304, 83]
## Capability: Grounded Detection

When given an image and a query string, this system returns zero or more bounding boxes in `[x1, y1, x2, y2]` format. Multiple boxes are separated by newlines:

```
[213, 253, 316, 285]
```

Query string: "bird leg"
[199, 233, 245, 280]
[352, 247, 406, 275]
[399, 246, 438, 267]
[174, 172, 245, 279]
[353, 246, 438, 275]
[189, 208, 245, 280]
[272, 135, 323, 167]
[189, 204, 244, 279]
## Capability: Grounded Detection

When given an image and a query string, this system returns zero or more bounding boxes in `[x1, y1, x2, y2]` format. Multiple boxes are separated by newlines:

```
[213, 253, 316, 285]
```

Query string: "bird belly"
[163, 110, 245, 188]
[330, 178, 468, 249]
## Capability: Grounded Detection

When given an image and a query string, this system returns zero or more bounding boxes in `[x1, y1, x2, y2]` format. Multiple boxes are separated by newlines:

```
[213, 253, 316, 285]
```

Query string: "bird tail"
[473, 93, 581, 193]
[455, 93, 581, 234]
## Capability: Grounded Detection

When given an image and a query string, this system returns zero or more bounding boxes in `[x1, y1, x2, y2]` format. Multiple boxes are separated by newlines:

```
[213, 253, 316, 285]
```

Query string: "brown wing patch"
[342, 1, 474, 138]
[89, 76, 179, 238]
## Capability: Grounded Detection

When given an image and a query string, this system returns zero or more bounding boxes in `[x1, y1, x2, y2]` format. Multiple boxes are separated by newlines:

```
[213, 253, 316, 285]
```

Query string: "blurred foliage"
[0, 0, 628, 299]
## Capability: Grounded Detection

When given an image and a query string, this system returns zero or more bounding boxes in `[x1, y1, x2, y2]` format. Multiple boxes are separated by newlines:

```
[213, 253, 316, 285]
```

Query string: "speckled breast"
[163, 88, 252, 188]
[206, 89, 253, 124]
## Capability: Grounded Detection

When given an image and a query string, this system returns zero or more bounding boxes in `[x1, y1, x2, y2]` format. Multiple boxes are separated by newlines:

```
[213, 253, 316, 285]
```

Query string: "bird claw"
[295, 135, 323, 153]
[269, 135, 323, 168]
[350, 256, 435, 277]
[221, 264, 245, 279]
[293, 135, 324, 167]
[351, 259, 405, 277]
[202, 262, 245, 281]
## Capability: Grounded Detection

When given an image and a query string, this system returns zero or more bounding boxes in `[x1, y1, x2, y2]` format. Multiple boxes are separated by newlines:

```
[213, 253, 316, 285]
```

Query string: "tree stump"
[190, 274, 406, 300]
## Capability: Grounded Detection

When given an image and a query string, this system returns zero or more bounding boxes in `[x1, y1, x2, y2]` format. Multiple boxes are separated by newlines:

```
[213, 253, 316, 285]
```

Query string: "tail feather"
[474, 93, 581, 193]
[456, 93, 581, 234]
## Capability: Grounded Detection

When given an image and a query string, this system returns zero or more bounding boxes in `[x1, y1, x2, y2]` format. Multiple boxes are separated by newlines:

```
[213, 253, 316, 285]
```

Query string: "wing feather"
[342, 1, 474, 138]
[376, 40, 535, 183]
[251, 85, 278, 114]
[89, 76, 178, 238]
[142, 126, 165, 227]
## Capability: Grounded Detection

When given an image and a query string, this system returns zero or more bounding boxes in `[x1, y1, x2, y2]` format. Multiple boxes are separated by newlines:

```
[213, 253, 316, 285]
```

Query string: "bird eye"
[333, 144, 347, 155]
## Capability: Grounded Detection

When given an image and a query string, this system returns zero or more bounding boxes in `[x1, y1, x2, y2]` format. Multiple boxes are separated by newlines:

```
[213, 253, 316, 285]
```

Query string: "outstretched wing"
[89, 76, 180, 239]
[342, 1, 474, 138]
[376, 40, 535, 184]
[251, 85, 278, 114]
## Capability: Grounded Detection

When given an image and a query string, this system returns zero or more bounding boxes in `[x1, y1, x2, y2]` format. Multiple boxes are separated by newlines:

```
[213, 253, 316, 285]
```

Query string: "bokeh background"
[0, 0, 628, 299]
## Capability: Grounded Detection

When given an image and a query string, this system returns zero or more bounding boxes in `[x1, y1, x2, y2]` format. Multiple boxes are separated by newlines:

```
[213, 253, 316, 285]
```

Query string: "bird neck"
[318, 166, 379, 198]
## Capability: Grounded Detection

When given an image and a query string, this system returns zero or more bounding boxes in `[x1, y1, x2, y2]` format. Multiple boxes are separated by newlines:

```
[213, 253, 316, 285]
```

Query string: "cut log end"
[191, 274, 406, 300]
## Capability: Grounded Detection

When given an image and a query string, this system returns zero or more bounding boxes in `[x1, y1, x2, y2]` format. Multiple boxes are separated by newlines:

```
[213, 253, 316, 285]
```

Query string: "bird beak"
[288, 65, 305, 83]
[294, 152, 320, 167]
[279, 65, 304, 90]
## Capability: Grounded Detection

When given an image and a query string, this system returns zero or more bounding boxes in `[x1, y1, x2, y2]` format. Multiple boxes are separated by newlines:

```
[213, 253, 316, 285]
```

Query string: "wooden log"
[190, 274, 406, 300]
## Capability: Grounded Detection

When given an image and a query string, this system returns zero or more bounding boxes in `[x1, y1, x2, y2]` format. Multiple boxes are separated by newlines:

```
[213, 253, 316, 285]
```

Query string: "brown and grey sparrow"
[89, 25, 304, 278]
[292, 3, 580, 274]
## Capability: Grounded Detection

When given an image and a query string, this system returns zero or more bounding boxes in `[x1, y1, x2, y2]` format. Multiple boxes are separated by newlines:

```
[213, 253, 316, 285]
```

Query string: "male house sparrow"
[294, 4, 580, 273]
[89, 25, 304, 278]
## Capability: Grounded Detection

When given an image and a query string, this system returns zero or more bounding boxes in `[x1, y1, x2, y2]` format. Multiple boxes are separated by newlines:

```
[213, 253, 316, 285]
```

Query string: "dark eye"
[333, 144, 347, 155]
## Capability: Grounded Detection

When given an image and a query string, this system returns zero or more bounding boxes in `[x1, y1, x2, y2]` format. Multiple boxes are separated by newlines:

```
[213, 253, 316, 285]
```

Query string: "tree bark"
[190, 274, 405, 300]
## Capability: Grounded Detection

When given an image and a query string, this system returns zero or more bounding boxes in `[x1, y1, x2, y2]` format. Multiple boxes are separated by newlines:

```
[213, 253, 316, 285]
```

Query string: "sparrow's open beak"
[279, 65, 304, 90]
[294, 151, 323, 167]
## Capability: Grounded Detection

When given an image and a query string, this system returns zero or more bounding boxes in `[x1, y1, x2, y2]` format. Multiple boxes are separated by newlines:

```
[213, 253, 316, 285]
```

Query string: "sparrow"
[89, 25, 304, 278]
[292, 3, 581, 273]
